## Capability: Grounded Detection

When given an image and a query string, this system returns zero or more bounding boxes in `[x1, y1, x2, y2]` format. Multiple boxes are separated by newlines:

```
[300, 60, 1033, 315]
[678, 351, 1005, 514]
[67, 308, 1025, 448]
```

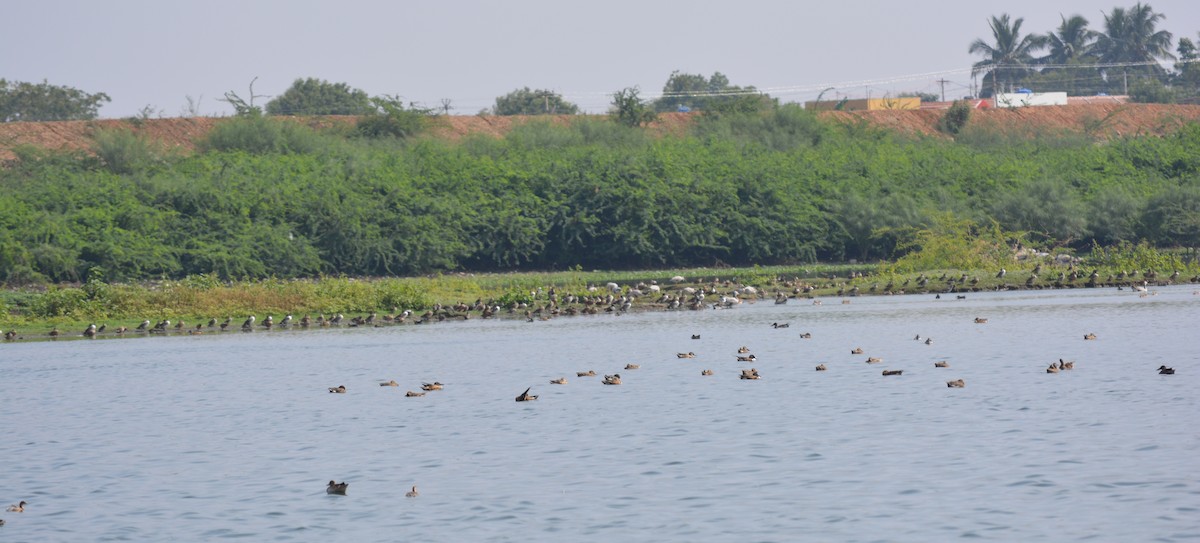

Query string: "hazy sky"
[5, 0, 1199, 118]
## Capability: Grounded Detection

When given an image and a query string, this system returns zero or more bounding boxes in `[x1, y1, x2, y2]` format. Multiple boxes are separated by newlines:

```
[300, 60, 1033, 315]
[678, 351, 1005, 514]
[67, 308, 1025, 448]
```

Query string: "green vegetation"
[938, 100, 972, 135]
[610, 87, 657, 127]
[0, 79, 111, 122]
[969, 4, 1198, 101]
[265, 78, 373, 116]
[491, 88, 579, 115]
[355, 95, 438, 139]
[3, 107, 1200, 288]
[653, 71, 774, 114]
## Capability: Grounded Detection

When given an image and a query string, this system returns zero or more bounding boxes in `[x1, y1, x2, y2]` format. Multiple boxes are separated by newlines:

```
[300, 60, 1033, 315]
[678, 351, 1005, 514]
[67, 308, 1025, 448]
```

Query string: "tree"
[1094, 3, 1175, 90]
[1041, 14, 1098, 66]
[653, 71, 773, 113]
[355, 95, 434, 139]
[937, 100, 972, 135]
[265, 78, 373, 116]
[492, 87, 579, 115]
[1174, 35, 1200, 94]
[969, 14, 1046, 97]
[899, 92, 939, 103]
[0, 79, 110, 122]
[610, 87, 656, 127]
[219, 77, 268, 117]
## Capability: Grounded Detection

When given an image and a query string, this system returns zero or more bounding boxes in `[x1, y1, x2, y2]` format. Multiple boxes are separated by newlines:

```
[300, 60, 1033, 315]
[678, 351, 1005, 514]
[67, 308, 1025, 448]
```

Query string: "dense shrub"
[1, 110, 1199, 285]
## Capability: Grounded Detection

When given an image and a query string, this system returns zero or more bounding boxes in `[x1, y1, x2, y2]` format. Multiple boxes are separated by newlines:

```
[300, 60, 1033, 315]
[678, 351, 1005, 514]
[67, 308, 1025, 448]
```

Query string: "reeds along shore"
[3, 264, 1197, 341]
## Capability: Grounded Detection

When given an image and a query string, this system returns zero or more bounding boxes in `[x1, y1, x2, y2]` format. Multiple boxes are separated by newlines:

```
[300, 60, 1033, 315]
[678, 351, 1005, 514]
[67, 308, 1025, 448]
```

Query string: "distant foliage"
[610, 87, 657, 127]
[3, 108, 1200, 284]
[1091, 240, 1188, 272]
[654, 71, 772, 113]
[492, 88, 579, 115]
[265, 78, 374, 116]
[693, 104, 827, 151]
[888, 215, 1021, 273]
[938, 100, 972, 135]
[91, 129, 167, 174]
[356, 96, 434, 139]
[0, 79, 110, 122]
[198, 116, 330, 154]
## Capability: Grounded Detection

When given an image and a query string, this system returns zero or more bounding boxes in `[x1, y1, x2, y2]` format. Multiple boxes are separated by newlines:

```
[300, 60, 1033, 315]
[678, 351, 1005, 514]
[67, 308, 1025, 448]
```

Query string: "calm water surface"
[2, 287, 1198, 542]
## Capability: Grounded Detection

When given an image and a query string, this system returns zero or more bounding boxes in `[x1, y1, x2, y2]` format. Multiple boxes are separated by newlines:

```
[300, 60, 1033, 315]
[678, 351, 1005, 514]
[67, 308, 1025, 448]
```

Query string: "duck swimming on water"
[327, 481, 348, 495]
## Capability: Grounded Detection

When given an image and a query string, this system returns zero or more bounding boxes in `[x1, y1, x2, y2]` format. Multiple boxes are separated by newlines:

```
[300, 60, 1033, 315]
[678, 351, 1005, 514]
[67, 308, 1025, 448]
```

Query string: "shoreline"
[4, 266, 1195, 343]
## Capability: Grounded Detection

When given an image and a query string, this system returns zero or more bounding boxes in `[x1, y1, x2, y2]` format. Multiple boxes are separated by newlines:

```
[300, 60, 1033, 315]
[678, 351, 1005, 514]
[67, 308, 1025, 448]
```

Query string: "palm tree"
[969, 14, 1047, 97]
[1042, 14, 1098, 66]
[1040, 14, 1099, 95]
[1094, 3, 1175, 91]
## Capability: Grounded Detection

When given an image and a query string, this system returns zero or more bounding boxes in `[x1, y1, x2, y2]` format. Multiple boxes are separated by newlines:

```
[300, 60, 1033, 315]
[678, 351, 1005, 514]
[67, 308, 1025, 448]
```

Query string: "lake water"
[2, 286, 1198, 542]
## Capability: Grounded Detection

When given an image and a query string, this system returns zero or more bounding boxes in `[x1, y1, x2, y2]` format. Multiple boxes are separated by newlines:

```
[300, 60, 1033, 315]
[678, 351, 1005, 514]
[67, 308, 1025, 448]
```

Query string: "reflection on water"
[2, 287, 1198, 542]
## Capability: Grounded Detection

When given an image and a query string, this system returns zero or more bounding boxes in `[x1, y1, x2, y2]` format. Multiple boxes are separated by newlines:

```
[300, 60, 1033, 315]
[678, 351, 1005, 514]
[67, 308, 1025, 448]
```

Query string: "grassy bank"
[3, 260, 1195, 341]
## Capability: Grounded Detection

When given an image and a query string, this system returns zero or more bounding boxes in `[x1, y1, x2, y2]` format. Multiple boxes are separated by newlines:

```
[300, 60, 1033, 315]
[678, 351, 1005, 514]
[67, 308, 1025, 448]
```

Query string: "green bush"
[938, 100, 971, 135]
[91, 129, 164, 174]
[376, 282, 432, 311]
[356, 96, 431, 139]
[199, 116, 327, 154]
[28, 287, 94, 318]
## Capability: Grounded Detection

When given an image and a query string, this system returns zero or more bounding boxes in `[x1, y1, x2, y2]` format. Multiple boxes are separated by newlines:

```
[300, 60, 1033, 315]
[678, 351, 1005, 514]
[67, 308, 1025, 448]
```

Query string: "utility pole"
[937, 79, 949, 102]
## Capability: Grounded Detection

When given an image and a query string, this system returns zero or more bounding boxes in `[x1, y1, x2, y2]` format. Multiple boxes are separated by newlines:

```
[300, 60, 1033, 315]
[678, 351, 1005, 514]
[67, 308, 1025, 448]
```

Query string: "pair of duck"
[1046, 359, 1076, 373]
[603, 374, 622, 385]
[740, 368, 761, 380]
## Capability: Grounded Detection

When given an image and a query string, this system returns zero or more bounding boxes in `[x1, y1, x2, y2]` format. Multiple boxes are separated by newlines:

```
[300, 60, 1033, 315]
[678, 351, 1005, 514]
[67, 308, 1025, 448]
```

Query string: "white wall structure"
[994, 92, 1069, 108]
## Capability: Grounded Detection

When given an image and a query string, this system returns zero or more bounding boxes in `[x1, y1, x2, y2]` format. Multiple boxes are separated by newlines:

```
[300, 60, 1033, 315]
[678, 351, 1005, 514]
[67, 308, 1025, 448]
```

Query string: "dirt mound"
[2, 106, 1198, 162]
[824, 103, 1200, 138]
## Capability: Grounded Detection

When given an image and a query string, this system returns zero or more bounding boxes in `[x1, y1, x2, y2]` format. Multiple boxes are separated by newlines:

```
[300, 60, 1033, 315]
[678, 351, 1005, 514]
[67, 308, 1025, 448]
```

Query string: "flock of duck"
[2, 272, 1187, 510]
[3, 267, 1196, 344]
